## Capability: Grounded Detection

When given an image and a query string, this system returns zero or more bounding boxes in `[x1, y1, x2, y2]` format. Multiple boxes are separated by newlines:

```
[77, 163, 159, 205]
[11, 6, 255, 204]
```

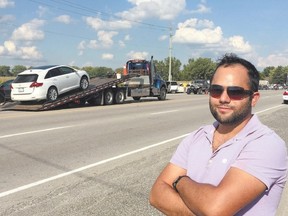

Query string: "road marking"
[151, 110, 179, 115]
[0, 126, 76, 139]
[0, 104, 285, 198]
[255, 104, 284, 114]
[0, 133, 189, 198]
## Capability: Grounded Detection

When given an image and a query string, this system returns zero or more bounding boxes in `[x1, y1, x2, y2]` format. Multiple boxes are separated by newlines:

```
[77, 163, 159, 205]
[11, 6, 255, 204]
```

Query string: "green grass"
[0, 76, 15, 84]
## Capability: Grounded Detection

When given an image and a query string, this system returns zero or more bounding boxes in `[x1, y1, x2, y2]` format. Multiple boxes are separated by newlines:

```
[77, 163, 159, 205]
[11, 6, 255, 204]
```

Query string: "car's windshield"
[14, 74, 38, 83]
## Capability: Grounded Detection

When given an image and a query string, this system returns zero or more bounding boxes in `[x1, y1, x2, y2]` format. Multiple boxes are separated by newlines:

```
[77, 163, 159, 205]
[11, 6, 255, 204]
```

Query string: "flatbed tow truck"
[1, 57, 167, 111]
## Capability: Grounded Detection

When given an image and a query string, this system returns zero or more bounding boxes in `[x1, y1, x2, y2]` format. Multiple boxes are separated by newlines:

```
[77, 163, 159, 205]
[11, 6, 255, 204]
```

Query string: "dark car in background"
[0, 79, 14, 104]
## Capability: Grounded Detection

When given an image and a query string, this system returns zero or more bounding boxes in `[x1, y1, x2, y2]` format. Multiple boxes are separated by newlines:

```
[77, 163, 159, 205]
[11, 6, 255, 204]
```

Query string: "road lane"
[0, 90, 286, 215]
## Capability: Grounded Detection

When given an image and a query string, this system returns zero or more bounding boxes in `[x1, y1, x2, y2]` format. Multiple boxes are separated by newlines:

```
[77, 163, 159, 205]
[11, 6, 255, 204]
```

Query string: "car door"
[46, 68, 67, 94]
[59, 66, 79, 92]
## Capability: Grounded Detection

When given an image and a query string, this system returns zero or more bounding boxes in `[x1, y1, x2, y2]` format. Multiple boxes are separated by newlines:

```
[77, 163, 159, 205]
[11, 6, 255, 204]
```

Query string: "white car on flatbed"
[11, 65, 89, 102]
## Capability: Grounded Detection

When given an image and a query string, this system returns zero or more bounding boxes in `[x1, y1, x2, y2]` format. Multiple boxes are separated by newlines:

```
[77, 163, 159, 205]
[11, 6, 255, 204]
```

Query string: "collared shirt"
[170, 115, 288, 215]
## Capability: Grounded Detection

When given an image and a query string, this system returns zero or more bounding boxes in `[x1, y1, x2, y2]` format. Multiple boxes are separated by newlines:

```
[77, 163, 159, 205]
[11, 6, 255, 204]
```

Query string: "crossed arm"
[149, 163, 266, 216]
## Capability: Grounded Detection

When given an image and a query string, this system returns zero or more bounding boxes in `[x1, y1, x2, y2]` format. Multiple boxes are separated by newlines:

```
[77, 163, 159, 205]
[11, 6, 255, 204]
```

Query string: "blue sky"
[1, 0, 288, 71]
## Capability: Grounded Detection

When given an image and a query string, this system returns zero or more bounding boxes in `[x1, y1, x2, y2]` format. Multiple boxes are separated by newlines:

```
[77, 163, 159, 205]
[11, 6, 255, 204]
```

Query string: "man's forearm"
[150, 180, 195, 216]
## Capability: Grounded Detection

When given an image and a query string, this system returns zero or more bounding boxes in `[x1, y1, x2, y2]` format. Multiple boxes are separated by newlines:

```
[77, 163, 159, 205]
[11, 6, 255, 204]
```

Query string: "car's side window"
[46, 68, 62, 78]
[59, 67, 75, 75]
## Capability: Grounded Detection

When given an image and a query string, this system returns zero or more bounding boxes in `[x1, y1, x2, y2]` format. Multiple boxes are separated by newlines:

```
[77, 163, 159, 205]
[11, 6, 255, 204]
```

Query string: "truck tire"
[0, 93, 5, 105]
[80, 76, 89, 90]
[114, 90, 125, 104]
[88, 94, 103, 106]
[104, 90, 114, 105]
[47, 86, 58, 101]
[133, 97, 141, 101]
[158, 87, 167, 100]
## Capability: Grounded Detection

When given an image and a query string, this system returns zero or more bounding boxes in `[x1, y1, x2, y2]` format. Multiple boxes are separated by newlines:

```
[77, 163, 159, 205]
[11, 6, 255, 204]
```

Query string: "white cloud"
[11, 19, 45, 41]
[0, 15, 15, 23]
[118, 40, 125, 47]
[159, 35, 168, 41]
[102, 53, 114, 60]
[227, 36, 252, 53]
[127, 51, 149, 59]
[118, 0, 185, 20]
[173, 18, 222, 44]
[173, 18, 252, 54]
[87, 40, 99, 49]
[0, 40, 42, 60]
[124, 34, 130, 41]
[0, 0, 14, 8]
[97, 30, 118, 47]
[20, 46, 42, 59]
[37, 6, 48, 17]
[84, 17, 131, 31]
[258, 53, 288, 68]
[55, 15, 71, 24]
[191, 3, 211, 14]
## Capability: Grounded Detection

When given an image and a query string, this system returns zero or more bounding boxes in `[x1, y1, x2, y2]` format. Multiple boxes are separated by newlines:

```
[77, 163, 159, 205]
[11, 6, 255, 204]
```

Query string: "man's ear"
[251, 92, 260, 107]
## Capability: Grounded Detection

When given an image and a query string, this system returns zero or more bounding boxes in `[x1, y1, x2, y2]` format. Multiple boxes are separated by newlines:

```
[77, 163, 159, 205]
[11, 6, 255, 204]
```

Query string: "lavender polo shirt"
[170, 115, 287, 215]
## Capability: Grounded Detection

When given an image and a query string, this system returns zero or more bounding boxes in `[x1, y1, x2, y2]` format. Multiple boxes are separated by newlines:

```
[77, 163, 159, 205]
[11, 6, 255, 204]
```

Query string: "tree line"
[1, 57, 288, 85]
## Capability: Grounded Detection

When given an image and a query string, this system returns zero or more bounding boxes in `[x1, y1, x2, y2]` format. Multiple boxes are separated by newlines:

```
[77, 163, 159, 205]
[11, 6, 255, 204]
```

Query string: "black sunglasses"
[209, 84, 254, 100]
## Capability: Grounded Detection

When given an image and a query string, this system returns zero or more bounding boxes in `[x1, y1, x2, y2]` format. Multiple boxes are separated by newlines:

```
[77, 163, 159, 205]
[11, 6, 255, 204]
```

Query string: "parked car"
[186, 79, 209, 94]
[0, 79, 14, 104]
[166, 81, 178, 93]
[11, 65, 89, 102]
[177, 83, 185, 93]
[283, 90, 288, 104]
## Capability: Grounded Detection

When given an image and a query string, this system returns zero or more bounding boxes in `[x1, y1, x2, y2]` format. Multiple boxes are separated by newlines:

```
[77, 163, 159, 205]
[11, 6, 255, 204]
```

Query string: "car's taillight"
[283, 91, 288, 95]
[10, 84, 13, 89]
[30, 82, 43, 88]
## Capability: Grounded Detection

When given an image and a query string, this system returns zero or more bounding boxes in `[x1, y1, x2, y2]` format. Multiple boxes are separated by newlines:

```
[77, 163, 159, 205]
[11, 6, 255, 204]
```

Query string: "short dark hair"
[210, 53, 259, 92]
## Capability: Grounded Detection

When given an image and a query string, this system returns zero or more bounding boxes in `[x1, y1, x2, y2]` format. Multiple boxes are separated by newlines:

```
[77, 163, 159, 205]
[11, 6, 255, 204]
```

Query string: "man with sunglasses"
[150, 53, 287, 215]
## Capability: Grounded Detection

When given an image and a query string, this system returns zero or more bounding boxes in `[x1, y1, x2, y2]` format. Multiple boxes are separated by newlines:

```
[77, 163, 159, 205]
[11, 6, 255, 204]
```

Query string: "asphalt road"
[0, 91, 287, 216]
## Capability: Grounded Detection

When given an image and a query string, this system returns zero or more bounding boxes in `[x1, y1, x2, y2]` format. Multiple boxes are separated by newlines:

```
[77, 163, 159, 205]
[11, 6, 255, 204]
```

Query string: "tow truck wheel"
[114, 90, 125, 104]
[132, 97, 141, 101]
[0, 93, 5, 105]
[47, 87, 58, 101]
[104, 90, 114, 105]
[158, 87, 167, 100]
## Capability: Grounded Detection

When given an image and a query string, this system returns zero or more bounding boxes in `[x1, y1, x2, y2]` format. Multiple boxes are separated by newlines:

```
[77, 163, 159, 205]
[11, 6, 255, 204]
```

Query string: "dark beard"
[209, 99, 252, 125]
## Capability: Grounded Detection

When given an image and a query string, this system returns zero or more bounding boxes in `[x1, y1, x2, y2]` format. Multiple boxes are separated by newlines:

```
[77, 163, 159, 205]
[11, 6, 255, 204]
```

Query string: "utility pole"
[168, 27, 173, 82]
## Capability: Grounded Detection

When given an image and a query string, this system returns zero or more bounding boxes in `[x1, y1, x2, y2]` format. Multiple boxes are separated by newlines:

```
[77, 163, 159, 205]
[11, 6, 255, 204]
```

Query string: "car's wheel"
[197, 88, 203, 94]
[47, 87, 58, 101]
[80, 76, 89, 90]
[158, 87, 166, 100]
[133, 97, 141, 101]
[284, 100, 288, 104]
[104, 90, 114, 105]
[186, 88, 192, 94]
[114, 90, 125, 104]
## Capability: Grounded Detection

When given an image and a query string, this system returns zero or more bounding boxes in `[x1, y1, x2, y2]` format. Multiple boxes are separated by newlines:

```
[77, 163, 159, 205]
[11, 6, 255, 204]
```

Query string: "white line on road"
[0, 133, 189, 198]
[0, 104, 285, 198]
[254, 104, 284, 114]
[151, 110, 179, 115]
[0, 126, 76, 139]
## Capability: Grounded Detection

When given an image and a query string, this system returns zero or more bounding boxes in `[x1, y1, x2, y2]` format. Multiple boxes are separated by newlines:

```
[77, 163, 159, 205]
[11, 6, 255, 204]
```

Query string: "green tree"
[154, 57, 181, 81]
[182, 58, 216, 81]
[262, 66, 275, 78]
[82, 66, 114, 78]
[11, 65, 27, 75]
[271, 66, 288, 84]
[0, 66, 11, 76]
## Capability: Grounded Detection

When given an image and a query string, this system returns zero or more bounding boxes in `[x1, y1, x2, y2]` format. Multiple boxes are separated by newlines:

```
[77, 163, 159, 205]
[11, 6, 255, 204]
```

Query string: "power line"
[27, 0, 170, 31]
